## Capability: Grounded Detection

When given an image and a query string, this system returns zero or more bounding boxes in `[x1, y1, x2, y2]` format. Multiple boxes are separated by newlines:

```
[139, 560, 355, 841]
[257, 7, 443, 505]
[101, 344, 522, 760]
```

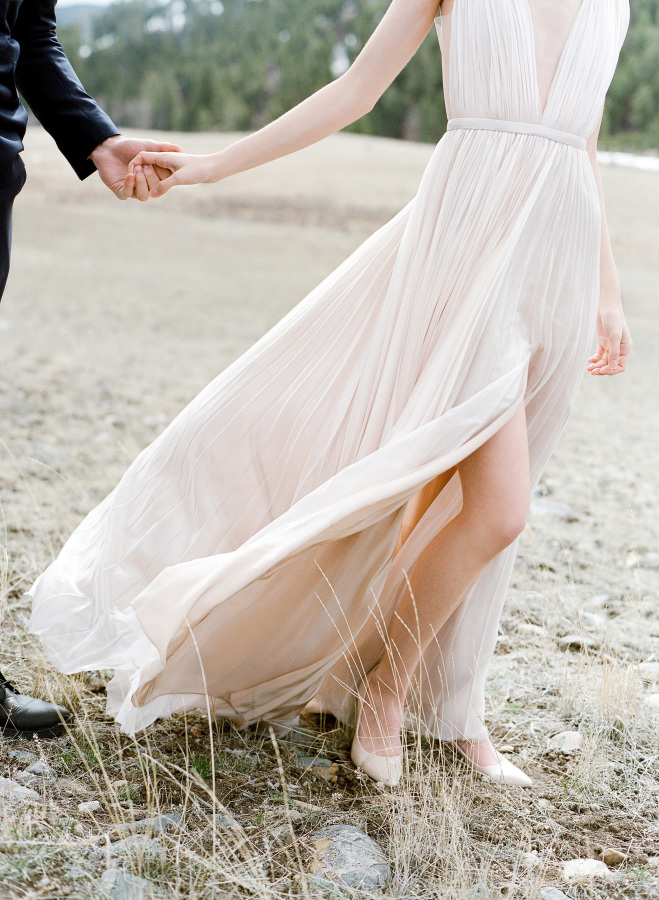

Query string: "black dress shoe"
[0, 671, 73, 738]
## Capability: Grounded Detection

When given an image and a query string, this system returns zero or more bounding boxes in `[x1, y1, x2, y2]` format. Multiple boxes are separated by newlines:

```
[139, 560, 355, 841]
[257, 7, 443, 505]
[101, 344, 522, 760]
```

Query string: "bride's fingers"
[134, 166, 150, 202]
[143, 164, 160, 195]
[150, 172, 181, 197]
[129, 151, 181, 174]
[600, 336, 622, 374]
[153, 164, 172, 182]
[588, 350, 609, 374]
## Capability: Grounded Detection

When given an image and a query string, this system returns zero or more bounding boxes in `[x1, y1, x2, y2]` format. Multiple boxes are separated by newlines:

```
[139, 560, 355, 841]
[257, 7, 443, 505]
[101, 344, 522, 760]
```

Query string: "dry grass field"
[0, 126, 657, 899]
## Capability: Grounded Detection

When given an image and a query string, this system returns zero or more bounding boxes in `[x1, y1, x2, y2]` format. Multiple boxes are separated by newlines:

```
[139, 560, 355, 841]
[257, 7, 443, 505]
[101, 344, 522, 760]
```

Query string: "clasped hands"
[90, 134, 184, 201]
[91, 134, 216, 201]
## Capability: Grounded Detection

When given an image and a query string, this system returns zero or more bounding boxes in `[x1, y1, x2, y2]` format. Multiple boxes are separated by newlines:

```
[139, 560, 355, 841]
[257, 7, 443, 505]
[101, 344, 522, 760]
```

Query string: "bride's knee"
[461, 500, 528, 558]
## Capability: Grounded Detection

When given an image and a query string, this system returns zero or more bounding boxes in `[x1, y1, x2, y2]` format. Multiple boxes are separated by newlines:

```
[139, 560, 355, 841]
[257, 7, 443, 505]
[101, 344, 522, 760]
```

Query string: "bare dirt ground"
[0, 127, 657, 899]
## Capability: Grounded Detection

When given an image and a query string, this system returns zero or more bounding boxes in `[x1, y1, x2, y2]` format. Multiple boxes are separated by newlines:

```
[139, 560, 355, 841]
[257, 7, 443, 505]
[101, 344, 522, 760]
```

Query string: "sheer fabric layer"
[28, 0, 630, 738]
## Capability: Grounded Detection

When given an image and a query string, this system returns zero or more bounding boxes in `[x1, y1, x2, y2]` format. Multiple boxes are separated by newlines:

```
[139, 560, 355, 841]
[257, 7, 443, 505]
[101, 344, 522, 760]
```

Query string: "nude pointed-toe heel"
[350, 674, 403, 788]
[453, 741, 532, 787]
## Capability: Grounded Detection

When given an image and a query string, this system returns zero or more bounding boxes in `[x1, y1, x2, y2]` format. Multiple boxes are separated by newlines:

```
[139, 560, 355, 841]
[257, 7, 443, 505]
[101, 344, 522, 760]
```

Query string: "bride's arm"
[585, 109, 633, 376]
[129, 0, 440, 195]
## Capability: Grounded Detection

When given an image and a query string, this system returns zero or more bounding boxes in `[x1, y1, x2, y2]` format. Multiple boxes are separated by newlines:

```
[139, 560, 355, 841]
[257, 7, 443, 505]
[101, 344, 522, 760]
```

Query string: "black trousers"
[0, 161, 26, 301]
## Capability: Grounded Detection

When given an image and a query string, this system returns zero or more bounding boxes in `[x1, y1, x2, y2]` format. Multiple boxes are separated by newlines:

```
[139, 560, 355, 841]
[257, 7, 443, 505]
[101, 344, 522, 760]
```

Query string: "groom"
[0, 0, 179, 737]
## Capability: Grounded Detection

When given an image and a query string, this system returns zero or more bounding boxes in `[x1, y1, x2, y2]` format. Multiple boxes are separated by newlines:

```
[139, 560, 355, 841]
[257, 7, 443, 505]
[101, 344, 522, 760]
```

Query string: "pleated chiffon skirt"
[28, 0, 630, 740]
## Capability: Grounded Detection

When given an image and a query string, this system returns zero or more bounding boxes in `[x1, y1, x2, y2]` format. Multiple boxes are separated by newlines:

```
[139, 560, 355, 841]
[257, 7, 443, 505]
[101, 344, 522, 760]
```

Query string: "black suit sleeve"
[13, 0, 119, 179]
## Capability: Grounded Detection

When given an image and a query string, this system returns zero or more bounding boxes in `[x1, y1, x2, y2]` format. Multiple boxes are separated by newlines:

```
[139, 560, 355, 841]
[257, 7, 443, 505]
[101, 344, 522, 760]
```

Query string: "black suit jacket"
[1, 0, 118, 188]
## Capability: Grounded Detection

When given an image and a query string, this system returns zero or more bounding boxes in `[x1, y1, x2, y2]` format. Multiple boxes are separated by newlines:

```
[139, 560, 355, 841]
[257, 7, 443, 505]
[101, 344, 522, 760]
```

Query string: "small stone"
[296, 756, 334, 768]
[0, 776, 39, 801]
[25, 761, 52, 778]
[78, 800, 102, 814]
[517, 623, 546, 637]
[563, 858, 612, 882]
[309, 824, 389, 891]
[99, 868, 155, 900]
[13, 772, 44, 788]
[211, 813, 234, 829]
[110, 813, 181, 839]
[537, 798, 553, 810]
[530, 500, 578, 521]
[315, 763, 340, 782]
[547, 731, 584, 752]
[8, 749, 38, 765]
[601, 848, 626, 866]
[644, 693, 659, 710]
[111, 780, 129, 791]
[557, 635, 599, 652]
[639, 662, 659, 683]
[540, 889, 571, 900]
[521, 851, 541, 868]
[107, 835, 164, 858]
[579, 612, 605, 630]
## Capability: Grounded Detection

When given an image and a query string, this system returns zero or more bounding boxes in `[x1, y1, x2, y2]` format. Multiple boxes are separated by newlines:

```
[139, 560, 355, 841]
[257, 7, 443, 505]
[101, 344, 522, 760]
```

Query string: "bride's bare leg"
[392, 466, 457, 557]
[357, 402, 530, 761]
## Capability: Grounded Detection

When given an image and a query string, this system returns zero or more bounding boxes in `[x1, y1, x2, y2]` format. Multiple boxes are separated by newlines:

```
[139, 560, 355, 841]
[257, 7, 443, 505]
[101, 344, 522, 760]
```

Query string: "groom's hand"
[89, 135, 182, 201]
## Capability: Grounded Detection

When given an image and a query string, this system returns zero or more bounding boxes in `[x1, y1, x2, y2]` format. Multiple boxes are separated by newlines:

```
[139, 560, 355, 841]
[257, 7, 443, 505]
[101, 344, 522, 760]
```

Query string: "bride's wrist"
[598, 286, 622, 311]
[203, 152, 227, 183]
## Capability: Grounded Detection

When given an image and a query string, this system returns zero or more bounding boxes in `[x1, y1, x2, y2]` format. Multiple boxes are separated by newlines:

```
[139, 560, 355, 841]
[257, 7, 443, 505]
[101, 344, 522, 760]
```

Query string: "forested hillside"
[57, 0, 659, 149]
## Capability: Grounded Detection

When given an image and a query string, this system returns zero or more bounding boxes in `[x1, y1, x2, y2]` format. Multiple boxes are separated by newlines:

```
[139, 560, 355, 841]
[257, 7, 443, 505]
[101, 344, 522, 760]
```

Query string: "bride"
[29, 0, 632, 788]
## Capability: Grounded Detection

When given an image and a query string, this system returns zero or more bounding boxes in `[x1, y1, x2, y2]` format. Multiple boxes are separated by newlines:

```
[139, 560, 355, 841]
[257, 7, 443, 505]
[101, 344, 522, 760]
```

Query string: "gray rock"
[540, 889, 572, 900]
[296, 756, 334, 768]
[579, 612, 605, 630]
[562, 858, 612, 882]
[0, 776, 39, 802]
[639, 662, 659, 683]
[110, 813, 181, 839]
[309, 824, 389, 891]
[529, 500, 578, 521]
[79, 800, 102, 814]
[212, 813, 234, 829]
[99, 868, 155, 900]
[8, 750, 38, 765]
[107, 836, 164, 858]
[25, 761, 52, 778]
[547, 731, 584, 752]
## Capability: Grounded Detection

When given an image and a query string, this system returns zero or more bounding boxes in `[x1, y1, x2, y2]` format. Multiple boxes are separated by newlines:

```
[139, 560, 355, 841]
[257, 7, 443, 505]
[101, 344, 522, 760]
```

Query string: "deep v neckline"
[518, 0, 589, 118]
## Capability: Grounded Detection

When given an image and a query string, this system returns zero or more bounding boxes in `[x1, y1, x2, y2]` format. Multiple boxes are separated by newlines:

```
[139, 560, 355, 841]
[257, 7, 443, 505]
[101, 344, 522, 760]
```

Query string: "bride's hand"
[587, 304, 632, 375]
[127, 151, 219, 197]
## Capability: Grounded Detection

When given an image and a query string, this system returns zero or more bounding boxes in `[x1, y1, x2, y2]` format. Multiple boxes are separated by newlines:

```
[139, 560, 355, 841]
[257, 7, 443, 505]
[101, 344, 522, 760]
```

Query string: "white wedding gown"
[28, 0, 629, 739]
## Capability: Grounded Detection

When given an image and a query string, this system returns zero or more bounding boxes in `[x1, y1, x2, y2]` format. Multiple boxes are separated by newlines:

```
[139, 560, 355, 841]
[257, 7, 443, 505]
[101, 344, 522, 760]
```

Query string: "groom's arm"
[13, 0, 119, 180]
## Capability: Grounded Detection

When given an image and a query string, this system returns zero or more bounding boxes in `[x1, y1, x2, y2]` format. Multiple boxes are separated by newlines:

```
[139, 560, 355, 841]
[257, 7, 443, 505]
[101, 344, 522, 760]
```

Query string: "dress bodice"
[436, 0, 630, 139]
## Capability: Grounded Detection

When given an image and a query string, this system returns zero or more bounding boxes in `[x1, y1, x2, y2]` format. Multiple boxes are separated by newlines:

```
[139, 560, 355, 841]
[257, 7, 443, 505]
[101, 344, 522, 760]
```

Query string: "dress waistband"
[446, 117, 587, 150]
